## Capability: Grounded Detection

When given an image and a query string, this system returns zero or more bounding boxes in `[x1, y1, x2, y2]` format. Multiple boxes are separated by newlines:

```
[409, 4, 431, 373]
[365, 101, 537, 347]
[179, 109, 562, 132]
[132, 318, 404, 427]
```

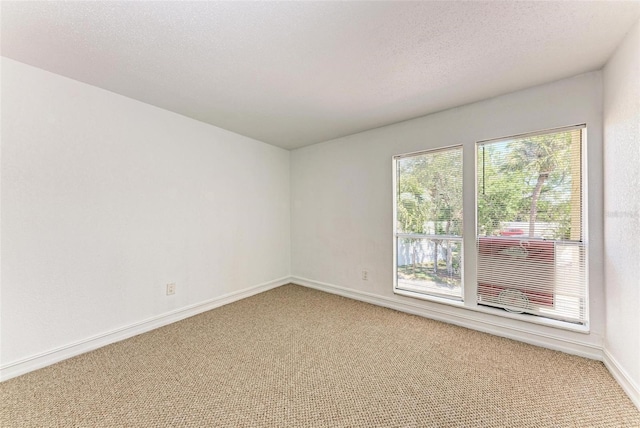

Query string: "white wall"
[0, 58, 290, 371]
[603, 20, 640, 405]
[291, 71, 605, 356]
[0, 30, 636, 404]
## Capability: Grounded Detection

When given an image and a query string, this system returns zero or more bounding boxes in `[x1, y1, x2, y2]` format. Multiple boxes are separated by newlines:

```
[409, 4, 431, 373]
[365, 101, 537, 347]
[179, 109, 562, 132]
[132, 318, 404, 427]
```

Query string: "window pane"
[476, 127, 586, 324]
[395, 146, 463, 301]
[396, 148, 463, 236]
[477, 129, 582, 240]
[397, 237, 462, 299]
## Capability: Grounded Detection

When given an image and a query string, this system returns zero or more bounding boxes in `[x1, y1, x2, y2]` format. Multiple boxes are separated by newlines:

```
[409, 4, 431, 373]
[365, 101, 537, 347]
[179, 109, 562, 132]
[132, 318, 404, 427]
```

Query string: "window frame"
[474, 124, 589, 327]
[392, 144, 465, 303]
[391, 125, 589, 333]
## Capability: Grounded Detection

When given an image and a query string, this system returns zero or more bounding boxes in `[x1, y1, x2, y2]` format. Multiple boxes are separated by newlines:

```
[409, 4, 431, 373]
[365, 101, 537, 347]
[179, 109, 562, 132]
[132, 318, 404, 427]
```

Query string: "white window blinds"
[394, 146, 463, 300]
[476, 126, 587, 324]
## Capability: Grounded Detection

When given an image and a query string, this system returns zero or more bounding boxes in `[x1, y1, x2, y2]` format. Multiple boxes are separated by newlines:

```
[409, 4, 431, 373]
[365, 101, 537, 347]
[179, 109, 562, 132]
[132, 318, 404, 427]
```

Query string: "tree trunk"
[445, 221, 453, 274]
[529, 173, 548, 237]
[433, 241, 439, 274]
[412, 240, 417, 271]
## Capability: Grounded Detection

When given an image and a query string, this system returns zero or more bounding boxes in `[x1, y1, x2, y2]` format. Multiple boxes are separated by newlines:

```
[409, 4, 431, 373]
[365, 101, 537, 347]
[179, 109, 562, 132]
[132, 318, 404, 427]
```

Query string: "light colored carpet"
[1, 284, 638, 427]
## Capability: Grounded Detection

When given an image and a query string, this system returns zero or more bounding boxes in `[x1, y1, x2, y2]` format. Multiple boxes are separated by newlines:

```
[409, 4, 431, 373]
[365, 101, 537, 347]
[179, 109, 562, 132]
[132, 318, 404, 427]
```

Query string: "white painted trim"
[603, 348, 640, 410]
[0, 276, 292, 382]
[392, 287, 590, 333]
[292, 276, 603, 360]
[4, 275, 637, 409]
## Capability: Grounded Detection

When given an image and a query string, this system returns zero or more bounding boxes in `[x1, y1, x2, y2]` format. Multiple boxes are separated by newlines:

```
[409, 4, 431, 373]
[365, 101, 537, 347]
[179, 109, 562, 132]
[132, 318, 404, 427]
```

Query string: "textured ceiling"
[2, 1, 639, 150]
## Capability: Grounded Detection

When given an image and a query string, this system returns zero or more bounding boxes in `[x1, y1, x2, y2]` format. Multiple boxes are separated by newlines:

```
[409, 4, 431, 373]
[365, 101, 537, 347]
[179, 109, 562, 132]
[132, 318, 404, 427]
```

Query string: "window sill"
[393, 287, 590, 334]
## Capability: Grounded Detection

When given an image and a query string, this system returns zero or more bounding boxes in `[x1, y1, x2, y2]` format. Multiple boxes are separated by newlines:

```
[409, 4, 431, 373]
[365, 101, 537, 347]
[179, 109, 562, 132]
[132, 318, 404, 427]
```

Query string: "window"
[392, 125, 588, 329]
[476, 125, 587, 324]
[393, 146, 463, 300]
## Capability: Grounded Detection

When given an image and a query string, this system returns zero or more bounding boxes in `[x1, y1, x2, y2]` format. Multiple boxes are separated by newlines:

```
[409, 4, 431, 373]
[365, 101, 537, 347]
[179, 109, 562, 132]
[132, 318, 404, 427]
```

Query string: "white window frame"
[392, 145, 464, 303]
[391, 125, 589, 333]
[474, 124, 589, 327]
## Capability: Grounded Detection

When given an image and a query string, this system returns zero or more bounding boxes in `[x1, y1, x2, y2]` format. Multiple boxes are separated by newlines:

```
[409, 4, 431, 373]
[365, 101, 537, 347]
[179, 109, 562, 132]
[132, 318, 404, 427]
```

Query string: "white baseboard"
[0, 276, 291, 382]
[4, 276, 637, 409]
[603, 348, 640, 410]
[292, 276, 603, 360]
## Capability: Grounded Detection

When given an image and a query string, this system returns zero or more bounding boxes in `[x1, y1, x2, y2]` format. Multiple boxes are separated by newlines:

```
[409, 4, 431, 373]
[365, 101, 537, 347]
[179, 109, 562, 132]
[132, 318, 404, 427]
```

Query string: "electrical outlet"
[166, 283, 176, 295]
[362, 270, 368, 281]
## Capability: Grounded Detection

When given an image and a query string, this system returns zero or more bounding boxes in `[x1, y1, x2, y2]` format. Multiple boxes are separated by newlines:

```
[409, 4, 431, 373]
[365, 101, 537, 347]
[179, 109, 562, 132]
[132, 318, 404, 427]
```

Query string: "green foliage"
[397, 149, 463, 275]
[397, 129, 579, 280]
[477, 147, 525, 235]
[477, 131, 578, 240]
[397, 150, 462, 235]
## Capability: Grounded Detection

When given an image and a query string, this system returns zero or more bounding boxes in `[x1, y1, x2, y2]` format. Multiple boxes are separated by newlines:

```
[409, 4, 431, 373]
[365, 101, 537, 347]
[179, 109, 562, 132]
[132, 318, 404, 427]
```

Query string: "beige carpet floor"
[1, 284, 639, 427]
